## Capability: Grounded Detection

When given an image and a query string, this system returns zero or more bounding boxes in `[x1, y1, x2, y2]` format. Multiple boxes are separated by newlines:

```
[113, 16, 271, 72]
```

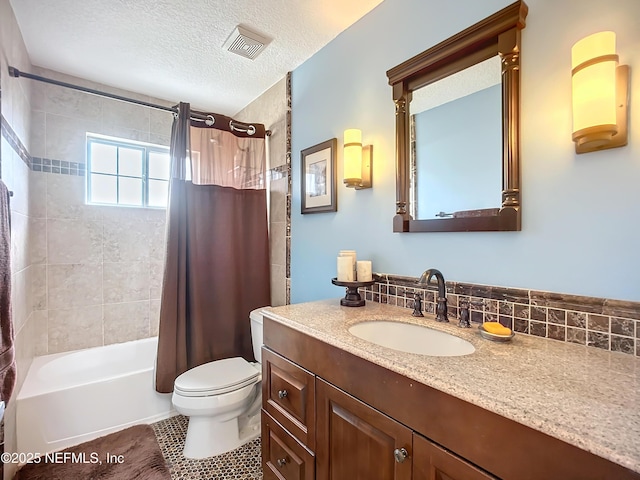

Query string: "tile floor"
[152, 415, 262, 480]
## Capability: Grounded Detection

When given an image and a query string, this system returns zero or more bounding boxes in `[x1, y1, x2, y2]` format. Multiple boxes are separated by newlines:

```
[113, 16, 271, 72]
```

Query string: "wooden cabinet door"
[413, 433, 497, 480]
[316, 378, 412, 480]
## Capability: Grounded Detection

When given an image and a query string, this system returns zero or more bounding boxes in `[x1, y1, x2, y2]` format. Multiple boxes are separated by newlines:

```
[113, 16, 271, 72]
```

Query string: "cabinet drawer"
[262, 410, 315, 480]
[262, 347, 316, 449]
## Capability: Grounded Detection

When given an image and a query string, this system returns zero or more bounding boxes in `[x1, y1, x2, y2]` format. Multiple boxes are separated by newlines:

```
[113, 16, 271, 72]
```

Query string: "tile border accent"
[361, 273, 639, 357]
[2, 114, 85, 177]
[285, 71, 292, 305]
[1, 113, 32, 169]
[31, 157, 85, 176]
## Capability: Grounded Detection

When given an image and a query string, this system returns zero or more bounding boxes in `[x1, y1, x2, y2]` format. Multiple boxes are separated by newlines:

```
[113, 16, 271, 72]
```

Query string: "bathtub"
[16, 337, 175, 455]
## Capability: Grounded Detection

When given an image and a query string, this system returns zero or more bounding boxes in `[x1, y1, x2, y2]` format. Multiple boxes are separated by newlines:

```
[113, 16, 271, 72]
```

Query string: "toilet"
[171, 307, 266, 459]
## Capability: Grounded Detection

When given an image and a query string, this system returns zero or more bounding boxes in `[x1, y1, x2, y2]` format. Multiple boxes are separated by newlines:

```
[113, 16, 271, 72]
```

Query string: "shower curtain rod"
[8, 66, 271, 136]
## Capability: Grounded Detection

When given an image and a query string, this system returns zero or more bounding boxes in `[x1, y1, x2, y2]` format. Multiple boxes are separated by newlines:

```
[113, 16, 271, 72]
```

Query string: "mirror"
[410, 56, 502, 219]
[387, 1, 528, 232]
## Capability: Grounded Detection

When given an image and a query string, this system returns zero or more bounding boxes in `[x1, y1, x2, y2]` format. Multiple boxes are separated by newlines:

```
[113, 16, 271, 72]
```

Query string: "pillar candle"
[337, 256, 354, 282]
[339, 250, 357, 279]
[356, 261, 372, 282]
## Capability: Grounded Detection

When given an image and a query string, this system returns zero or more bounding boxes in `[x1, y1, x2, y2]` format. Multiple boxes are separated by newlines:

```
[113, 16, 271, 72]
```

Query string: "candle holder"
[331, 277, 377, 307]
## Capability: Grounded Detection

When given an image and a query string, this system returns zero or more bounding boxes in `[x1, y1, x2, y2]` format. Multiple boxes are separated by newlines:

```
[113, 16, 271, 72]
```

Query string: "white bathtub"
[16, 337, 175, 455]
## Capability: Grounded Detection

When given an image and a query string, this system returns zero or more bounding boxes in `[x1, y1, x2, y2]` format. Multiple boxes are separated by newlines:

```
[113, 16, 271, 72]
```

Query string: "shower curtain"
[155, 103, 271, 394]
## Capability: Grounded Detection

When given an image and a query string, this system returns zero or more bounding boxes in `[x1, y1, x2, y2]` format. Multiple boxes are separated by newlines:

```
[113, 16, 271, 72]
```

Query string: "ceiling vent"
[222, 25, 271, 60]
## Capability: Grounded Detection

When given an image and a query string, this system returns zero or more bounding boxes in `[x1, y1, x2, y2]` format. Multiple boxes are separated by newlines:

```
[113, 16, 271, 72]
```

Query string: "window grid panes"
[87, 136, 170, 208]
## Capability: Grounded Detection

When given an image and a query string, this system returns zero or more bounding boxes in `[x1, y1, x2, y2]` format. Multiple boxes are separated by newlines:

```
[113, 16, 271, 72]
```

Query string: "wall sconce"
[571, 31, 630, 154]
[343, 129, 372, 189]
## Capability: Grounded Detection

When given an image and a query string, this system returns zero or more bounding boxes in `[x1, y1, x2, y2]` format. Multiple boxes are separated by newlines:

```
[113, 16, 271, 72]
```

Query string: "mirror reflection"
[409, 56, 502, 219]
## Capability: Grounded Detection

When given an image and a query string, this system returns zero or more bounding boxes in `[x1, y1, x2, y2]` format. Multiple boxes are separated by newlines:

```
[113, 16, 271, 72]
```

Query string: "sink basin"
[348, 321, 475, 357]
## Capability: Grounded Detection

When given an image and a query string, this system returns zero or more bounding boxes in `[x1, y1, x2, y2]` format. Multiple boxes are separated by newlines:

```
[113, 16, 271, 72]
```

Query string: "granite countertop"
[264, 299, 640, 473]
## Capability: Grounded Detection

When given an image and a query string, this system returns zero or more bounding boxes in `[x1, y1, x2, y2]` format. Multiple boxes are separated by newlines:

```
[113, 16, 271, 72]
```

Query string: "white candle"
[356, 261, 372, 282]
[337, 256, 354, 282]
[339, 250, 357, 279]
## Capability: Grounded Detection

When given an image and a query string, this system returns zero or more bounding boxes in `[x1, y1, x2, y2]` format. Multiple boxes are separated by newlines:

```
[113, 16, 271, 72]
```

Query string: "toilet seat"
[174, 357, 260, 397]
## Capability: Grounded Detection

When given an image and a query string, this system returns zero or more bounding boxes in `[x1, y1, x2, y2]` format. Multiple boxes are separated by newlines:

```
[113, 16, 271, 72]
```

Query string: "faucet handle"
[458, 299, 485, 328]
[458, 301, 471, 328]
[435, 211, 453, 218]
[412, 292, 424, 317]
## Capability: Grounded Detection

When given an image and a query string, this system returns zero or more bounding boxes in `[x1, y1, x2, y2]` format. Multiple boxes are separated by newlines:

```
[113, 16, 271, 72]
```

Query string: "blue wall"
[415, 85, 502, 216]
[291, 0, 640, 303]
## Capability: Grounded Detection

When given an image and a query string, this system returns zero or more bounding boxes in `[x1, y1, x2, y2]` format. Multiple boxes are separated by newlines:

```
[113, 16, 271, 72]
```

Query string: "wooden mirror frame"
[387, 1, 528, 232]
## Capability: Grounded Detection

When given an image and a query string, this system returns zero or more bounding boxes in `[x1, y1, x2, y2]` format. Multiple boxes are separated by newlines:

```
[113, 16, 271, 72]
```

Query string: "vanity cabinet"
[262, 344, 494, 480]
[262, 314, 640, 480]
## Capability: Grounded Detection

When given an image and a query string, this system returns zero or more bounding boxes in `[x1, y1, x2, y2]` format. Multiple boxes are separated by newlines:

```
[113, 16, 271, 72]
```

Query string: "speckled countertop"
[264, 299, 640, 473]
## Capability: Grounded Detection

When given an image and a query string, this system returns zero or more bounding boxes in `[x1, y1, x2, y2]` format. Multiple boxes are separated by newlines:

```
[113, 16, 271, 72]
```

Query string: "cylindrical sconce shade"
[571, 32, 618, 150]
[344, 129, 363, 187]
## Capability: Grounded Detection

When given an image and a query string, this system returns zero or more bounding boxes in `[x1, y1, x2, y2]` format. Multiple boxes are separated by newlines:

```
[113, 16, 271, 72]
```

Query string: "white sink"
[348, 320, 475, 357]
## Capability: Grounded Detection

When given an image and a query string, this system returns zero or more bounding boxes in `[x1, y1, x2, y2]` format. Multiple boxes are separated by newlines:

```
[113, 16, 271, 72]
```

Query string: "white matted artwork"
[301, 138, 337, 214]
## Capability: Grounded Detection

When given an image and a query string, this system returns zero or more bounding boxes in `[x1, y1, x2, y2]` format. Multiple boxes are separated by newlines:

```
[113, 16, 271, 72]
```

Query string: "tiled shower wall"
[28, 67, 171, 354]
[362, 274, 640, 357]
[235, 73, 291, 306]
[0, 1, 44, 477]
[15, 64, 292, 355]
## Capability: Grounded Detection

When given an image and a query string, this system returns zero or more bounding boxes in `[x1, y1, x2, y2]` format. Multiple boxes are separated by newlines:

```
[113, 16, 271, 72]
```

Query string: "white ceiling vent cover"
[222, 26, 271, 60]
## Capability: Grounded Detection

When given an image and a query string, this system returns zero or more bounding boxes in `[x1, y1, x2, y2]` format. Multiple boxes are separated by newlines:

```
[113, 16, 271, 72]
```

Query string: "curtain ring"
[229, 121, 256, 135]
[205, 115, 215, 126]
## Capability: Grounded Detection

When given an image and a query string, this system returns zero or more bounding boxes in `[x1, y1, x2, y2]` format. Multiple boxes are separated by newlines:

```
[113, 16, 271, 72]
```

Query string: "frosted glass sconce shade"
[343, 129, 372, 189]
[571, 31, 629, 154]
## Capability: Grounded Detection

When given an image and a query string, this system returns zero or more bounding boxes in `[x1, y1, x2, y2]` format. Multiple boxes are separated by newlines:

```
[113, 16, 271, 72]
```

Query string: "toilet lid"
[174, 357, 260, 396]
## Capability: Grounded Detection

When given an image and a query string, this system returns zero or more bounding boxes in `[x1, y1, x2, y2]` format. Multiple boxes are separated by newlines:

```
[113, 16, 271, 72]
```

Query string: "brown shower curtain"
[155, 103, 270, 394]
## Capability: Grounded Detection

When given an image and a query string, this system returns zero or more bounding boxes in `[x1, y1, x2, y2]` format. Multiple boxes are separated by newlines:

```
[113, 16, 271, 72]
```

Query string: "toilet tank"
[250, 307, 267, 363]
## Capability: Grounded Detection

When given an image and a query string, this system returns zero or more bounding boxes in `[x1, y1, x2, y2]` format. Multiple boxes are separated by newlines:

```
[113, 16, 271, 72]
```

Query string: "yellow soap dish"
[478, 324, 515, 342]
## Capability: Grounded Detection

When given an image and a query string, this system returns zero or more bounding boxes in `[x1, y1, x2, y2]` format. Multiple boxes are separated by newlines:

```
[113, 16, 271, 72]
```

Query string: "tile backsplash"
[361, 274, 639, 357]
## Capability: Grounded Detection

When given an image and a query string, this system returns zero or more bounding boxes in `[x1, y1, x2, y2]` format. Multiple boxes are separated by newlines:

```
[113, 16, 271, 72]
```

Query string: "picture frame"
[301, 138, 337, 214]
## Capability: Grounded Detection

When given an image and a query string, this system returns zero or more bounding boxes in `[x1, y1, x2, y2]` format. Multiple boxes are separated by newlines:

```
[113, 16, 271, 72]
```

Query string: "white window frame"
[86, 134, 170, 208]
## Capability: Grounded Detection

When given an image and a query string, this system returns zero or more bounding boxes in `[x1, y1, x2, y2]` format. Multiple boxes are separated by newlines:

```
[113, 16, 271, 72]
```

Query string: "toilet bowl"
[171, 307, 266, 459]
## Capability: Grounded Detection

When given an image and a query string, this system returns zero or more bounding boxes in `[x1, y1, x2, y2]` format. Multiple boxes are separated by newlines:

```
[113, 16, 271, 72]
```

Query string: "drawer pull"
[277, 457, 288, 467]
[394, 447, 408, 463]
[278, 389, 288, 399]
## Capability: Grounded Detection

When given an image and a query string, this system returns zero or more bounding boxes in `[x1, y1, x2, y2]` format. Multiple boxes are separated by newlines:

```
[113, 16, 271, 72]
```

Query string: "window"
[86, 135, 170, 208]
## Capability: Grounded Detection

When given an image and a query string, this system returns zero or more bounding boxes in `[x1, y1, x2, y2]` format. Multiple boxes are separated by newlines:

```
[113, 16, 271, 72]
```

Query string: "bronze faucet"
[416, 268, 448, 322]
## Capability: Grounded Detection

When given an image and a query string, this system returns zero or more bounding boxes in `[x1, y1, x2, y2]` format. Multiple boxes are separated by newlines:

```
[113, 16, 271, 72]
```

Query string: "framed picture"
[301, 138, 337, 214]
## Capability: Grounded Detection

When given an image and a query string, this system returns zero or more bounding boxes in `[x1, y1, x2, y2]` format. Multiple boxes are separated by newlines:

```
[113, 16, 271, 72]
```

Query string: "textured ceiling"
[411, 56, 502, 114]
[10, 0, 384, 115]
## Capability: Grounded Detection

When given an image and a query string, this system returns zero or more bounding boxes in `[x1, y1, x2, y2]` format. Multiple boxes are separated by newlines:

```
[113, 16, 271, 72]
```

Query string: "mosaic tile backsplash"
[361, 274, 639, 357]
